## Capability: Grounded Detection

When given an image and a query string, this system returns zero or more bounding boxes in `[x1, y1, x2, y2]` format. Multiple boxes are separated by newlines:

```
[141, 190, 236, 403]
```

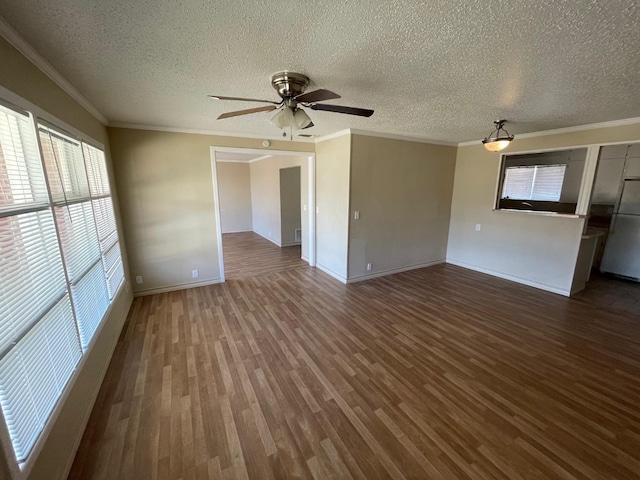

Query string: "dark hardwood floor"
[222, 231, 307, 280]
[69, 264, 640, 479]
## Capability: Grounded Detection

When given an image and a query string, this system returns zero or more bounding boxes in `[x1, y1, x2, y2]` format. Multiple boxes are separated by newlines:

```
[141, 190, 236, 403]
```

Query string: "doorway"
[210, 147, 315, 281]
[578, 142, 640, 316]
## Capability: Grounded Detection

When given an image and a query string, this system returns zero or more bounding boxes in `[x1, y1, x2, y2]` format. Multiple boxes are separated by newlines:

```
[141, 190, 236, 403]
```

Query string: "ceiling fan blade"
[209, 95, 280, 105]
[217, 105, 277, 120]
[310, 104, 374, 117]
[295, 89, 341, 103]
[297, 134, 314, 138]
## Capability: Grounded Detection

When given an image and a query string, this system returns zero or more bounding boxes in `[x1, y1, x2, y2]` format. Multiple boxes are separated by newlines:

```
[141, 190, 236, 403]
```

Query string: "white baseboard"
[221, 228, 252, 234]
[301, 255, 309, 262]
[446, 258, 571, 296]
[253, 230, 281, 247]
[347, 260, 444, 283]
[315, 263, 347, 284]
[134, 278, 223, 297]
[281, 241, 301, 247]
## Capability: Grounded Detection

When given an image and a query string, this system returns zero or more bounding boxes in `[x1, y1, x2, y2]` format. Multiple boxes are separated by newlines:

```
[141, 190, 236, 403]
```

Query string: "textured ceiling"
[1, 0, 640, 142]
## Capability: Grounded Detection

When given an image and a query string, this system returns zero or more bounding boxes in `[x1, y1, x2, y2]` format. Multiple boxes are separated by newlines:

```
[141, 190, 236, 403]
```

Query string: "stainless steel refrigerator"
[600, 178, 640, 281]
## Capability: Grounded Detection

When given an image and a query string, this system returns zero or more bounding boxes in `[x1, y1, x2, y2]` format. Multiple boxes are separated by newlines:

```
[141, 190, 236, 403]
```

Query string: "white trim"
[211, 147, 317, 279]
[210, 150, 226, 283]
[215, 154, 273, 164]
[315, 263, 347, 284]
[348, 129, 457, 146]
[314, 129, 351, 143]
[221, 229, 253, 234]
[445, 259, 571, 297]
[0, 84, 104, 149]
[347, 260, 444, 283]
[301, 255, 309, 262]
[253, 230, 281, 247]
[133, 278, 223, 297]
[314, 128, 457, 146]
[0, 16, 108, 125]
[575, 146, 601, 215]
[213, 146, 312, 158]
[109, 122, 316, 143]
[458, 117, 640, 147]
[281, 241, 301, 247]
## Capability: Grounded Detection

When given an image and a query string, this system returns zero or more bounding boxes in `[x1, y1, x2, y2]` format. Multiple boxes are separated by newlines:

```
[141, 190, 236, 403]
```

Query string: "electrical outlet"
[303, 204, 307, 211]
[476, 224, 481, 231]
[366, 263, 372, 271]
[192, 269, 199, 278]
[135, 275, 143, 284]
[354, 210, 360, 220]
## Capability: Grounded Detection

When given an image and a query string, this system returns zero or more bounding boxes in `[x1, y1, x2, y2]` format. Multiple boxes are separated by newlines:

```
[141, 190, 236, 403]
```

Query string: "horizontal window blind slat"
[0, 210, 67, 354]
[0, 294, 81, 462]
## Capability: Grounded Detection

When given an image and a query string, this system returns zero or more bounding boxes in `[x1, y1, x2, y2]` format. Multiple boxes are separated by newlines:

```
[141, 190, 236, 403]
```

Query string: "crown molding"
[0, 15, 108, 125]
[108, 122, 316, 143]
[313, 128, 457, 146]
[458, 116, 640, 147]
[347, 129, 457, 146]
[314, 129, 351, 143]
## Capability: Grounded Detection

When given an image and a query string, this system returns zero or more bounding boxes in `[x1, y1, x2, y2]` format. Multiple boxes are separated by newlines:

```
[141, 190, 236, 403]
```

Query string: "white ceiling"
[1, 1, 639, 143]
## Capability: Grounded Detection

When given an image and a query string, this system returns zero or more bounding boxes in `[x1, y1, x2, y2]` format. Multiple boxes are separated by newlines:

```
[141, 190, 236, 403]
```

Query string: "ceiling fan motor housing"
[271, 71, 310, 99]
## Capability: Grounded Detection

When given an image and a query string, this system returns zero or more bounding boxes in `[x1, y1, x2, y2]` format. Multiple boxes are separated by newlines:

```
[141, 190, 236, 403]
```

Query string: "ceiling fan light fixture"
[271, 107, 312, 130]
[482, 119, 514, 152]
[271, 107, 295, 129]
[293, 109, 312, 129]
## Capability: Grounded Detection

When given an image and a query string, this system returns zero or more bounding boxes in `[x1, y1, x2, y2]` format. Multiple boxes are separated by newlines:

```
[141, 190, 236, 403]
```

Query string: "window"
[502, 164, 567, 201]
[496, 148, 587, 214]
[0, 102, 124, 468]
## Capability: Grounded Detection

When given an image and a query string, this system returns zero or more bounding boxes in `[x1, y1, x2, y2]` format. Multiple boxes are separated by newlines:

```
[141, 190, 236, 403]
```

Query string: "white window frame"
[0, 87, 126, 480]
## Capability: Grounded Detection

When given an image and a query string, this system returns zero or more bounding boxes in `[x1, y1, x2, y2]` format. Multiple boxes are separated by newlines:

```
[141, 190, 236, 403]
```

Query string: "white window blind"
[0, 104, 82, 464]
[39, 127, 111, 351]
[502, 164, 567, 201]
[0, 101, 124, 470]
[83, 144, 124, 299]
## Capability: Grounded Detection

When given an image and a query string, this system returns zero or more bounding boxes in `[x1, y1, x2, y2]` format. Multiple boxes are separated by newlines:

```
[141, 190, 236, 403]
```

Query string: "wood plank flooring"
[68, 264, 640, 479]
[222, 232, 307, 280]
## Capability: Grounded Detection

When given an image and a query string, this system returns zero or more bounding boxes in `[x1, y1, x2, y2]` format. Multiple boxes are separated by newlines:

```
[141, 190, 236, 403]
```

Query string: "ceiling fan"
[209, 71, 374, 135]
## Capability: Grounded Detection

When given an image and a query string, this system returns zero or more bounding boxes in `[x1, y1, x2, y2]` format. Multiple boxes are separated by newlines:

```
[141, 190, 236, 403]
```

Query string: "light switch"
[476, 224, 481, 231]
[354, 211, 360, 220]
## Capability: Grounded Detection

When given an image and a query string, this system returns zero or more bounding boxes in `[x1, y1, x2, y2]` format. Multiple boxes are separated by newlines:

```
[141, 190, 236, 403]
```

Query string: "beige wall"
[250, 155, 308, 256]
[315, 134, 351, 280]
[348, 135, 457, 280]
[216, 162, 253, 233]
[109, 128, 313, 294]
[447, 124, 640, 295]
[280, 166, 302, 246]
[0, 37, 133, 480]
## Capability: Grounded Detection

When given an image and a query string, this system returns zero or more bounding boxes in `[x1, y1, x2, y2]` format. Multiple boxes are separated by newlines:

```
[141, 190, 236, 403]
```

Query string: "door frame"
[210, 146, 316, 282]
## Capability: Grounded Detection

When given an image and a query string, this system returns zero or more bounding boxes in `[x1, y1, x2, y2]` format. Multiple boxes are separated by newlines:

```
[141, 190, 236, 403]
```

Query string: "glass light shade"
[293, 109, 312, 129]
[271, 108, 295, 129]
[483, 139, 512, 152]
[271, 107, 312, 130]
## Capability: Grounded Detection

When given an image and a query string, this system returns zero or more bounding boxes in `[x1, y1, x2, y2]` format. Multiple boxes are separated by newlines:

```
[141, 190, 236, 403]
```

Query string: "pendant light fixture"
[482, 119, 514, 152]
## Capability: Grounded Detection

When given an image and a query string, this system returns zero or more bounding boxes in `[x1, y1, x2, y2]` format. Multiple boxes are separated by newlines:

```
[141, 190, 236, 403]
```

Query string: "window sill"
[493, 208, 587, 219]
